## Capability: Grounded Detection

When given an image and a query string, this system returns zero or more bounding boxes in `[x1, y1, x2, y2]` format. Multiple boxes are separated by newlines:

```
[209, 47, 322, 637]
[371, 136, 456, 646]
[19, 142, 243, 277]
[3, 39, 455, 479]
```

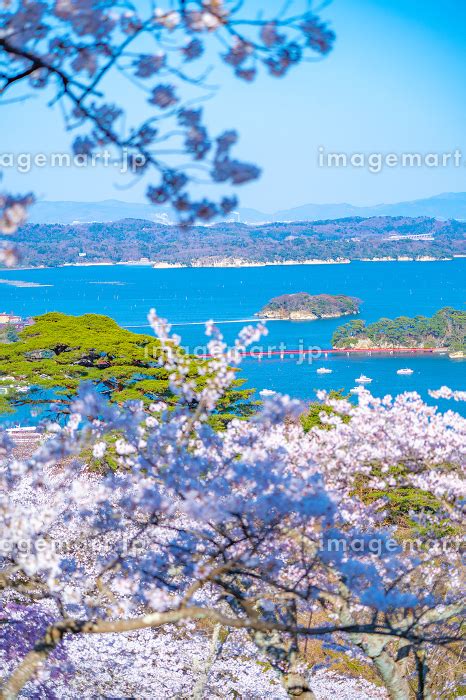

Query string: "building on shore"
[0, 312, 33, 329]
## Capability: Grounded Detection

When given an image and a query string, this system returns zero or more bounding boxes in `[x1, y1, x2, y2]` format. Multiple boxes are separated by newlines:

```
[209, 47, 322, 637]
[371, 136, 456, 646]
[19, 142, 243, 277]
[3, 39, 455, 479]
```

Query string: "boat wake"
[124, 318, 280, 328]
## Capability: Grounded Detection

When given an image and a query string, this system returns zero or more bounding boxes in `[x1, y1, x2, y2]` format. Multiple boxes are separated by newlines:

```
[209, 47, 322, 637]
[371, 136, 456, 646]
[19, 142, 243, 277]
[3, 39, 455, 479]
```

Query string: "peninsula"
[12, 215, 466, 268]
[332, 307, 466, 354]
[257, 293, 361, 320]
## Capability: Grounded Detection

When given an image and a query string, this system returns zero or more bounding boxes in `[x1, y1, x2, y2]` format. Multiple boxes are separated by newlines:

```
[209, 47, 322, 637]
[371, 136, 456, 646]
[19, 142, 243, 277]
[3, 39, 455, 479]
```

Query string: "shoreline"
[198, 347, 451, 358]
[5, 256, 464, 272]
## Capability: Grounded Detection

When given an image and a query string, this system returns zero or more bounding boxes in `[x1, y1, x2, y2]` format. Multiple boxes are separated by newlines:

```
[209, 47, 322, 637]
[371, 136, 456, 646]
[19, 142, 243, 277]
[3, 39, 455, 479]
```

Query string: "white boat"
[316, 367, 333, 374]
[396, 368, 413, 375]
[355, 375, 372, 384]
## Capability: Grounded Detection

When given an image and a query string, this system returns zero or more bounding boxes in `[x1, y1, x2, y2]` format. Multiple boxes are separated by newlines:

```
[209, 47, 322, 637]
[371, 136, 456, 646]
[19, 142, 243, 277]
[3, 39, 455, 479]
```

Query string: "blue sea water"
[0, 259, 465, 421]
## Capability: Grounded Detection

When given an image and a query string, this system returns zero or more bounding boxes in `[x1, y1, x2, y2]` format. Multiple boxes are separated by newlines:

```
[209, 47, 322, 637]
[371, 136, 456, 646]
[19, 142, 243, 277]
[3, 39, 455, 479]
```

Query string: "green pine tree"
[0, 313, 258, 427]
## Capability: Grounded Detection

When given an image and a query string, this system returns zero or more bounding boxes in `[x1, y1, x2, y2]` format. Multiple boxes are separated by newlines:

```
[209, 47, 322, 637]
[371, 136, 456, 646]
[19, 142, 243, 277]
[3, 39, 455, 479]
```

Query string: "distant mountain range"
[27, 192, 466, 225]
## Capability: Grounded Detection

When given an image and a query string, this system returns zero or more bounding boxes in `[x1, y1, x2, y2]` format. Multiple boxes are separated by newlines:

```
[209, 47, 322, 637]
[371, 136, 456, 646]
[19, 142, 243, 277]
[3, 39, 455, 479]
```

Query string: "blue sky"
[1, 0, 465, 211]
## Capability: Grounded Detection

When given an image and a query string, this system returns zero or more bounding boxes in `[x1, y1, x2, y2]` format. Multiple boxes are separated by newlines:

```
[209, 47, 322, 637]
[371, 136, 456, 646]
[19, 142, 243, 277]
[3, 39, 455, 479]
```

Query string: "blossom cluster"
[0, 314, 464, 698]
[0, 193, 34, 266]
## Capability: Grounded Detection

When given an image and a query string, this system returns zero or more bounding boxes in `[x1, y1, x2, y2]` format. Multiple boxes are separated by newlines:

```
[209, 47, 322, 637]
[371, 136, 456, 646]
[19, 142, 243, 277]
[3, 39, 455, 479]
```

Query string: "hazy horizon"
[31, 189, 466, 206]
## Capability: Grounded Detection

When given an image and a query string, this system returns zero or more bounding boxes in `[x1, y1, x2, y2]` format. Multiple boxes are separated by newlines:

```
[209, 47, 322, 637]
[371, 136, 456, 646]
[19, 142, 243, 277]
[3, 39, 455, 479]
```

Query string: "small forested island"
[257, 293, 360, 320]
[332, 306, 466, 353]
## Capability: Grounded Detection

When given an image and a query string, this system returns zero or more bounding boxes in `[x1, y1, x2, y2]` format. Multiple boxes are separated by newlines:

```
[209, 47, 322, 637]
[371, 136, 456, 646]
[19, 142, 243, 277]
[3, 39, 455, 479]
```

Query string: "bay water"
[1, 259, 465, 421]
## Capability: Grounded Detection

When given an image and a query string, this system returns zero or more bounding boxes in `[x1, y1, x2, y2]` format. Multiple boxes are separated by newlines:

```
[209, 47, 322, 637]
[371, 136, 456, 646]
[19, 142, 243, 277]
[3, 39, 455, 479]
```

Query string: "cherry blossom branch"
[0, 603, 438, 700]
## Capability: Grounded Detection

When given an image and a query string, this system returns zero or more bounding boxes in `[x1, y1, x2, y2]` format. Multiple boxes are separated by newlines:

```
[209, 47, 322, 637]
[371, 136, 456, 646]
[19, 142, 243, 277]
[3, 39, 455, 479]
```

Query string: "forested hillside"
[332, 307, 466, 350]
[15, 216, 466, 267]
